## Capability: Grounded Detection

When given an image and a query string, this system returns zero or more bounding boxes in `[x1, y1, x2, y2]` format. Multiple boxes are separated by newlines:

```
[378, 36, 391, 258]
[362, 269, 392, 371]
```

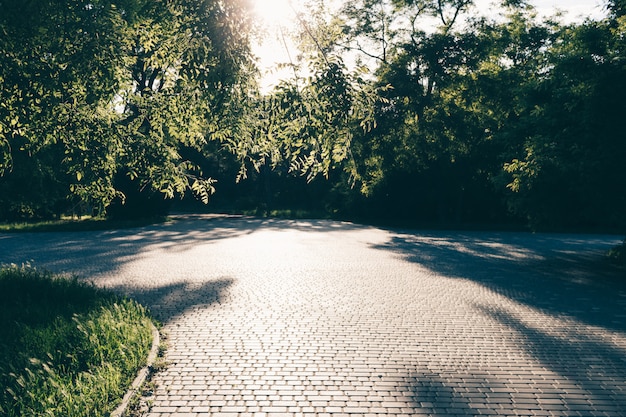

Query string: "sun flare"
[252, 0, 306, 90]
[253, 0, 299, 30]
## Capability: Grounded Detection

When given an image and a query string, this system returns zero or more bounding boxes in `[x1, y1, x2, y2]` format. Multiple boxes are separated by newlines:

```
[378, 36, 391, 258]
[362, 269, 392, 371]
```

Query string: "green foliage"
[300, 0, 626, 230]
[326, 0, 514, 223]
[0, 0, 255, 220]
[2, 0, 625, 231]
[229, 1, 385, 195]
[498, 15, 626, 230]
[0, 0, 125, 219]
[0, 265, 154, 417]
[269, 60, 366, 181]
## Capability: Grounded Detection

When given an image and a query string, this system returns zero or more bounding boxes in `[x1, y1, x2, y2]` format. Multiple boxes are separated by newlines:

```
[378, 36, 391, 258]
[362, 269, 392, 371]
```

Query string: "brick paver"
[1, 214, 625, 416]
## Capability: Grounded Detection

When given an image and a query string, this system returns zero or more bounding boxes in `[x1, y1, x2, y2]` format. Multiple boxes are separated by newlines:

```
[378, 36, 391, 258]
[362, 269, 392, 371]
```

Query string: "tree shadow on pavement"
[399, 364, 626, 416]
[474, 304, 626, 415]
[0, 215, 368, 324]
[0, 215, 367, 280]
[403, 373, 476, 416]
[372, 231, 626, 332]
[0, 216, 254, 276]
[397, 371, 534, 416]
[374, 231, 626, 416]
[108, 277, 235, 324]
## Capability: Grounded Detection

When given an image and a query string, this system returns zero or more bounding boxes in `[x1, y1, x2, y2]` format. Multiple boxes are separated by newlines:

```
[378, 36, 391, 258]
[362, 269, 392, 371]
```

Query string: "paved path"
[1, 214, 626, 416]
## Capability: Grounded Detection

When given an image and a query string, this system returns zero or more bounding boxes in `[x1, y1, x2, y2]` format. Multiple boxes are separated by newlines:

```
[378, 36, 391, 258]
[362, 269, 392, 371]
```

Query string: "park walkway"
[1, 214, 626, 416]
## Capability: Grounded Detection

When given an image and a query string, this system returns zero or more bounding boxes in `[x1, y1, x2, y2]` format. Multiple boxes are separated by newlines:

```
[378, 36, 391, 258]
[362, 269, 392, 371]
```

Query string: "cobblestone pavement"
[2, 214, 626, 416]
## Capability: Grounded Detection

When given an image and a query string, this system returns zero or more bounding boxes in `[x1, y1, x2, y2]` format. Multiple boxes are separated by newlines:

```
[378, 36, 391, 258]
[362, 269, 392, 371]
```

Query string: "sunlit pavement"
[2, 214, 626, 416]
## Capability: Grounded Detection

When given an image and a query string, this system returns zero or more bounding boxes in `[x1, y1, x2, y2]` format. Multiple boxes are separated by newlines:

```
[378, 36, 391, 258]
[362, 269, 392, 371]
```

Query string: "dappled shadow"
[396, 365, 626, 415]
[0, 215, 367, 323]
[390, 304, 626, 415]
[0, 215, 252, 277]
[174, 213, 366, 232]
[109, 277, 235, 323]
[0, 214, 365, 280]
[373, 230, 626, 415]
[397, 372, 518, 415]
[373, 231, 626, 332]
[404, 372, 475, 415]
[476, 304, 626, 410]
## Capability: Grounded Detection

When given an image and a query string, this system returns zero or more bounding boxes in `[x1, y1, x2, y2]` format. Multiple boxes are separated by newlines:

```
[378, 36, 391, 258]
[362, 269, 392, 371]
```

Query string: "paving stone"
[2, 215, 625, 416]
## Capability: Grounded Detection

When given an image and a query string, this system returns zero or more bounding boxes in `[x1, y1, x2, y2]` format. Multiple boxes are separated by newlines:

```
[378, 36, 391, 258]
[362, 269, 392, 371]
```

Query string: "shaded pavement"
[1, 214, 625, 416]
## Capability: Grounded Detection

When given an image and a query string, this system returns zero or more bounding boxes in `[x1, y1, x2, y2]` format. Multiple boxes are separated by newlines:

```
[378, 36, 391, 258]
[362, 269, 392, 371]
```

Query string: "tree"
[254, 0, 624, 230]
[0, 0, 255, 220]
[333, 0, 516, 223]
[234, 2, 380, 190]
[501, 10, 626, 230]
[0, 0, 133, 219]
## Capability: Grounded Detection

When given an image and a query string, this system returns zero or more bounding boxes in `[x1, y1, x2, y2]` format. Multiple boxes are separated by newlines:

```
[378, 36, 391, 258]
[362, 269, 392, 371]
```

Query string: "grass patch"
[0, 216, 168, 233]
[0, 265, 155, 417]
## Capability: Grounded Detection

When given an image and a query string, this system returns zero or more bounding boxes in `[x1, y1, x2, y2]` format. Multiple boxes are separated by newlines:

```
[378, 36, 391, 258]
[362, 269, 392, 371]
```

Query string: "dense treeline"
[1, 0, 625, 232]
[235, 0, 626, 231]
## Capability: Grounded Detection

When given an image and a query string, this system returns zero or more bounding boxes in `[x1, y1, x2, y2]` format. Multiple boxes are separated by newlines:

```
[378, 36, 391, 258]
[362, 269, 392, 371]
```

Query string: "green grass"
[0, 265, 155, 417]
[0, 216, 168, 233]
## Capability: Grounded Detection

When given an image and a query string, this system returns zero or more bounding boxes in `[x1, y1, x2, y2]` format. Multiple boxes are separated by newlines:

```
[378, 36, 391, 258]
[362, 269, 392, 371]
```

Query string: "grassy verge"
[0, 265, 155, 417]
[0, 216, 168, 233]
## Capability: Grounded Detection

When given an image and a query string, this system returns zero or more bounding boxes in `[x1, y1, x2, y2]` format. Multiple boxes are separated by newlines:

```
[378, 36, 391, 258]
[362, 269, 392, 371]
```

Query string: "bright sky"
[253, 0, 609, 90]
[481, 0, 607, 20]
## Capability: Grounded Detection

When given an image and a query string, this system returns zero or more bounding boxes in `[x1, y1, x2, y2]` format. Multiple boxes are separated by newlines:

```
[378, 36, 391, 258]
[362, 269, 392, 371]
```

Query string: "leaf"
[191, 179, 210, 204]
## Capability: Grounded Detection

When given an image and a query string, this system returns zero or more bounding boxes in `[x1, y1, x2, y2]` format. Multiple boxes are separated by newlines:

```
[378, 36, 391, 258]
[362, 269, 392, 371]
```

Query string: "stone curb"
[110, 323, 160, 417]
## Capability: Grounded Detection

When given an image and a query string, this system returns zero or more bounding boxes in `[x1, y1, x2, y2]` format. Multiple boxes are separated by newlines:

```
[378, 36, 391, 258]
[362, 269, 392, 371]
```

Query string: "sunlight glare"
[253, 0, 305, 92]
[252, 0, 606, 92]
[254, 0, 299, 30]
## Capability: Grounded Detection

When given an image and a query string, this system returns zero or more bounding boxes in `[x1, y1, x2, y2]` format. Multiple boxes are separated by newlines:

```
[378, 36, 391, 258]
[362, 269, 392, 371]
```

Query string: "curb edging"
[111, 323, 161, 417]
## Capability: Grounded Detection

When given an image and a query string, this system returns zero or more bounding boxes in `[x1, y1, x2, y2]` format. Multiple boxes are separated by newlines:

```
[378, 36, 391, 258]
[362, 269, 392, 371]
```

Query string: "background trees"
[500, 7, 626, 230]
[1, 0, 624, 232]
[250, 0, 625, 231]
